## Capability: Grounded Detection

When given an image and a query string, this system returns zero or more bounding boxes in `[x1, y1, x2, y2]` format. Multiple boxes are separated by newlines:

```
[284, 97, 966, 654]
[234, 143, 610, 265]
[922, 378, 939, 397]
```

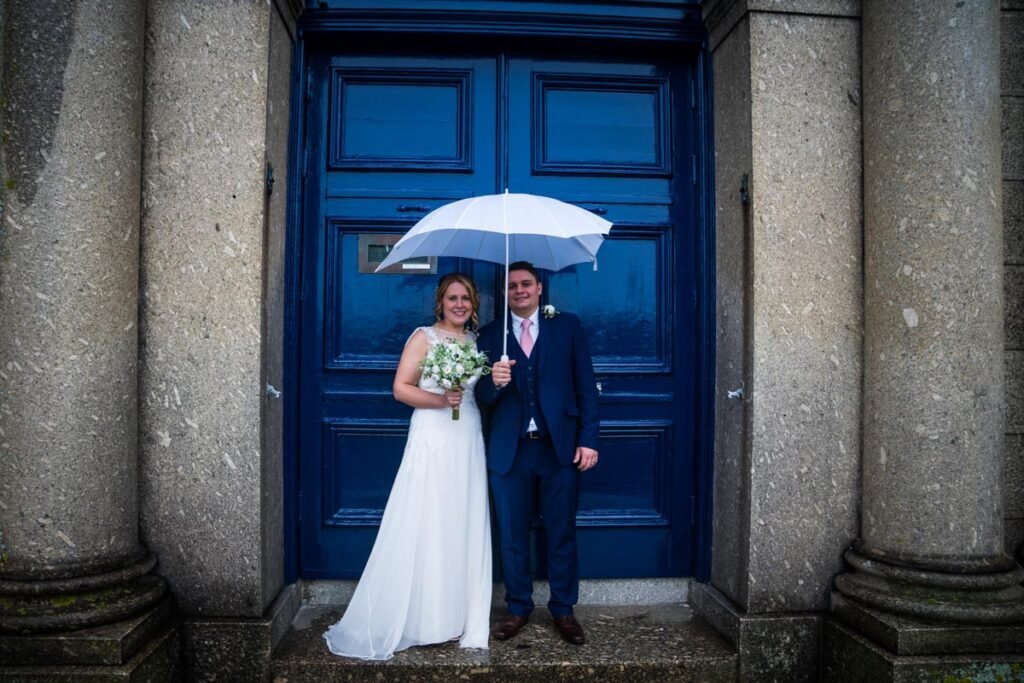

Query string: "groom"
[475, 261, 600, 645]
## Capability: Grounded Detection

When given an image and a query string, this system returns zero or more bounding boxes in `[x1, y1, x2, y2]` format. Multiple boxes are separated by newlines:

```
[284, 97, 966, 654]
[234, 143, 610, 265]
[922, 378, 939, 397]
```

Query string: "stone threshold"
[301, 578, 692, 608]
[272, 603, 736, 682]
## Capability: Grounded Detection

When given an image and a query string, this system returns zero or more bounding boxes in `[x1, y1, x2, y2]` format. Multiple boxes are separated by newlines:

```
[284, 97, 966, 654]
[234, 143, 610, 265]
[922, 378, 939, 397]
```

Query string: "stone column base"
[0, 597, 181, 682]
[182, 583, 300, 682]
[823, 617, 1024, 683]
[689, 582, 821, 682]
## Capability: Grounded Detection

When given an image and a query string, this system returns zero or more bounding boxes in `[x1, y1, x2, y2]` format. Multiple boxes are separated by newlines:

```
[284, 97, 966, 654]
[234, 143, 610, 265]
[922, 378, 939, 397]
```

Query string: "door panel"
[324, 56, 497, 199]
[507, 58, 674, 203]
[299, 48, 699, 579]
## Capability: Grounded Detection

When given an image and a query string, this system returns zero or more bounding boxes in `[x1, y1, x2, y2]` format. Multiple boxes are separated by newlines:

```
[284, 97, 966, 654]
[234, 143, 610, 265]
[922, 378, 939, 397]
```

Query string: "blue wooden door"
[298, 48, 700, 579]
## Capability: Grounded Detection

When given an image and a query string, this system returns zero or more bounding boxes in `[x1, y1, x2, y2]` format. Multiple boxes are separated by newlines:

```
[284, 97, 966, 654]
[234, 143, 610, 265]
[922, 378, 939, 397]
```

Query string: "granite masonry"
[137, 0, 300, 679]
[0, 0, 179, 678]
[1, 1, 1022, 681]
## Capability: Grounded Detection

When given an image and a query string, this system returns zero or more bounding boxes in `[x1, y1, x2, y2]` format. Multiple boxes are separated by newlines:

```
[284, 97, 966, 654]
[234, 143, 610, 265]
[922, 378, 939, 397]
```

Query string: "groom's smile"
[507, 269, 542, 318]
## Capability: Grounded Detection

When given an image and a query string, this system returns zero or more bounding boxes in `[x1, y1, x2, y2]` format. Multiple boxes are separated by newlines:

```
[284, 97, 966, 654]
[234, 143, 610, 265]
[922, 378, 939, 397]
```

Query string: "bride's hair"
[434, 273, 480, 329]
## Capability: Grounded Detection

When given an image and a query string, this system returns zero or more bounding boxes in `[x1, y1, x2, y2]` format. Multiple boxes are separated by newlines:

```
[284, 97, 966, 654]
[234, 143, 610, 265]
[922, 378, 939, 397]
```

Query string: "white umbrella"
[375, 190, 612, 358]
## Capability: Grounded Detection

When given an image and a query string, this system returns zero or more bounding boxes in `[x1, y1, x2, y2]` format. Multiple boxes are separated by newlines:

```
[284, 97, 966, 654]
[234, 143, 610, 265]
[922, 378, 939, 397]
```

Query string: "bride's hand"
[443, 390, 463, 407]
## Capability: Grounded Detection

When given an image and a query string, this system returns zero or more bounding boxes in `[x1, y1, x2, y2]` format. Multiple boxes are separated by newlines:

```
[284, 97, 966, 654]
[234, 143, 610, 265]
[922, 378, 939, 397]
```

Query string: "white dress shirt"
[511, 309, 540, 432]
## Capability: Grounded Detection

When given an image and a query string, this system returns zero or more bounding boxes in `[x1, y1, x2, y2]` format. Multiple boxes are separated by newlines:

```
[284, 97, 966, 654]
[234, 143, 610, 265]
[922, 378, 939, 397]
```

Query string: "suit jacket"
[475, 310, 600, 474]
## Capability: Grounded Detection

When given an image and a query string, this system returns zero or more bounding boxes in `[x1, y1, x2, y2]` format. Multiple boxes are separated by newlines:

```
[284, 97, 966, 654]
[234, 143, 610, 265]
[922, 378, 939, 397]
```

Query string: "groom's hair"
[508, 261, 539, 281]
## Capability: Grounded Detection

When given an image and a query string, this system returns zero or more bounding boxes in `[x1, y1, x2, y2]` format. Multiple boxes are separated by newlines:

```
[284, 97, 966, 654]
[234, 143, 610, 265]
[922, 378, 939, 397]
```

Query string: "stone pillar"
[826, 1, 1024, 679]
[0, 2, 178, 675]
[138, 0, 301, 678]
[694, 1, 863, 680]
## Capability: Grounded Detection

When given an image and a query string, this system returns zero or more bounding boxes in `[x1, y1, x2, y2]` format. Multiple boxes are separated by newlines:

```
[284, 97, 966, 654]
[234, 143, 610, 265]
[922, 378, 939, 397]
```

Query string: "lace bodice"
[414, 326, 481, 402]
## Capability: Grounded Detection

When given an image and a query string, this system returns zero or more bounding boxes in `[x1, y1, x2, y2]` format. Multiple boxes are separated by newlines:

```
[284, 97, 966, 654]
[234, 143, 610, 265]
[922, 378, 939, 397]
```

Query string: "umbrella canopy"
[375, 191, 613, 359]
[374, 192, 612, 273]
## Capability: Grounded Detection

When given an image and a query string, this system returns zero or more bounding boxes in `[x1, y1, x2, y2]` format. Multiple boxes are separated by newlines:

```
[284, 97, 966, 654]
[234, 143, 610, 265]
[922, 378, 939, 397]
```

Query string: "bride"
[323, 273, 492, 659]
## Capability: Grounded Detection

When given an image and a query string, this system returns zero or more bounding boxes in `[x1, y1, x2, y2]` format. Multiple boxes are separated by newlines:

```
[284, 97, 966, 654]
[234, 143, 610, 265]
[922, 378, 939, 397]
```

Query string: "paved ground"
[273, 603, 737, 682]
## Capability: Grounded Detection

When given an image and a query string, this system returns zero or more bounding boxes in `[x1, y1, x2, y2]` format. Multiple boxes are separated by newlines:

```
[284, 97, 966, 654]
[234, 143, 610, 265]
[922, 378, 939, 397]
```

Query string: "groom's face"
[507, 269, 542, 318]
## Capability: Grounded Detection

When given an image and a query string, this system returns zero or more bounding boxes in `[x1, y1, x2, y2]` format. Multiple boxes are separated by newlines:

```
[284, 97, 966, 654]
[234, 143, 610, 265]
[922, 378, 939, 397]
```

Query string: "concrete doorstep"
[271, 603, 737, 683]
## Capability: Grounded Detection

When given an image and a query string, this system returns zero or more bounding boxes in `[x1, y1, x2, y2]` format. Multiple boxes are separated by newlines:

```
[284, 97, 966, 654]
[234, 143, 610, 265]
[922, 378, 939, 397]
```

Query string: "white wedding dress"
[323, 326, 492, 660]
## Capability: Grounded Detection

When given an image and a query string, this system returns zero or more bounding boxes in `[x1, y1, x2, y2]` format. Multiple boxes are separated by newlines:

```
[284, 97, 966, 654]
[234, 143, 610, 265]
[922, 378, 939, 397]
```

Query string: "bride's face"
[441, 282, 473, 327]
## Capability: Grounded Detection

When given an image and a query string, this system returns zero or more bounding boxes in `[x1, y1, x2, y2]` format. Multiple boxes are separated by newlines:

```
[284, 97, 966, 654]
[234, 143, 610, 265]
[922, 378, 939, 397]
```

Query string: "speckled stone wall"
[0, 0, 146, 577]
[861, 0, 1005, 568]
[260, 5, 293, 610]
[746, 10, 862, 612]
[709, 4, 862, 614]
[139, 0, 285, 617]
[1002, 0, 1024, 561]
[711, 14, 754, 610]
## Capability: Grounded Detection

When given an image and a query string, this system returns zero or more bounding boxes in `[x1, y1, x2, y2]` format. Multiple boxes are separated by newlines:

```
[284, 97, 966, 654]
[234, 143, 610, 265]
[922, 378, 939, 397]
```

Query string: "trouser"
[488, 434, 580, 617]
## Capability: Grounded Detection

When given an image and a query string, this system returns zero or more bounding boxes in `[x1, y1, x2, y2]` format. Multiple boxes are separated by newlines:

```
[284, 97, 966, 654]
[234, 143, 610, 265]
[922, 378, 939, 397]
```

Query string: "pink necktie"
[520, 319, 534, 357]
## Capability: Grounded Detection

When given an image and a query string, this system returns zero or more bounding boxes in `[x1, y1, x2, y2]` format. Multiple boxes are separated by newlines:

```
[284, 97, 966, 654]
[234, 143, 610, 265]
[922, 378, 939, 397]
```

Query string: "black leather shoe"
[492, 614, 529, 640]
[553, 615, 585, 645]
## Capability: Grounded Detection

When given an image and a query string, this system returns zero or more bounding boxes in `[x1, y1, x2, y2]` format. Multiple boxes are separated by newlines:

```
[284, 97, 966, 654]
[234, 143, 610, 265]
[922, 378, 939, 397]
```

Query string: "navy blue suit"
[475, 311, 599, 617]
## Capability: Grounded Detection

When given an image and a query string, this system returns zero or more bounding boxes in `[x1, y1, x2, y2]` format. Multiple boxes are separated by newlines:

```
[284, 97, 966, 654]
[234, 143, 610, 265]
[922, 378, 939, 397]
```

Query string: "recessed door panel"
[324, 56, 496, 199]
[508, 58, 675, 204]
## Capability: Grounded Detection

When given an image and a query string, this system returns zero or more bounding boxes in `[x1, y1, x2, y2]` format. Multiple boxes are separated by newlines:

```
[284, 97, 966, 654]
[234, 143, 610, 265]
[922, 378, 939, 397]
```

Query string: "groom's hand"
[574, 446, 599, 471]
[492, 359, 515, 388]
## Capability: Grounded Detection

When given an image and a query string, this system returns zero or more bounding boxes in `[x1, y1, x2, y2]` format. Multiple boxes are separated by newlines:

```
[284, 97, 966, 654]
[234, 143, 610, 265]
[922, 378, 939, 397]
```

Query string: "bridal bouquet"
[421, 339, 491, 420]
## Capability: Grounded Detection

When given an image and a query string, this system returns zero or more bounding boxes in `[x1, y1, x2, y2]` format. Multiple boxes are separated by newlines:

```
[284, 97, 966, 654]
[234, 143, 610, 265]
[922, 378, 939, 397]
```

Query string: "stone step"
[271, 604, 737, 682]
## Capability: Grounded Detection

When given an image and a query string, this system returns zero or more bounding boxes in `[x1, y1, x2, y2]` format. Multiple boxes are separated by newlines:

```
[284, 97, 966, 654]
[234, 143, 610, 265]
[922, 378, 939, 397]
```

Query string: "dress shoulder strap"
[405, 326, 432, 347]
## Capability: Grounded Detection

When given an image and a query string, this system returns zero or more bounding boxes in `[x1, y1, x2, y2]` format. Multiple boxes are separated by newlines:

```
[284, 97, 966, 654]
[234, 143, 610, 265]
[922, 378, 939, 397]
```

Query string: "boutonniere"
[542, 304, 559, 319]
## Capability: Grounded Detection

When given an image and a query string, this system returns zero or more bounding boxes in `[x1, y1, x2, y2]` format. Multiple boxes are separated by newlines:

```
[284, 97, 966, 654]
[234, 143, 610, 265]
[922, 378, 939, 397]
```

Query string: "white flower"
[543, 304, 559, 319]
[455, 363, 465, 375]
[432, 365, 440, 374]
[441, 379, 452, 389]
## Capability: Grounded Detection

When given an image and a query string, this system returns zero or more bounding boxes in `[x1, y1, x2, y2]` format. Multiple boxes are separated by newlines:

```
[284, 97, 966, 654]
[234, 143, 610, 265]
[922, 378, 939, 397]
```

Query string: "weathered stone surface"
[0, 0, 145, 579]
[1007, 266, 1024, 348]
[1008, 351, 1024, 431]
[709, 6, 862, 617]
[1009, 517, 1024, 561]
[1007, 98, 1024, 180]
[258, 0, 294, 613]
[1008, 434, 1024, 518]
[822, 618, 1024, 683]
[181, 583, 299, 682]
[1004, 10, 1024, 96]
[830, 592, 1024, 656]
[711, 12, 754, 610]
[0, 623, 181, 683]
[744, 10, 862, 612]
[690, 582, 821, 683]
[273, 604, 737, 682]
[1007, 182, 1024, 264]
[703, 0, 860, 51]
[0, 597, 174, 666]
[861, 0, 1006, 569]
[303, 579, 691, 608]
[138, 0, 284, 617]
